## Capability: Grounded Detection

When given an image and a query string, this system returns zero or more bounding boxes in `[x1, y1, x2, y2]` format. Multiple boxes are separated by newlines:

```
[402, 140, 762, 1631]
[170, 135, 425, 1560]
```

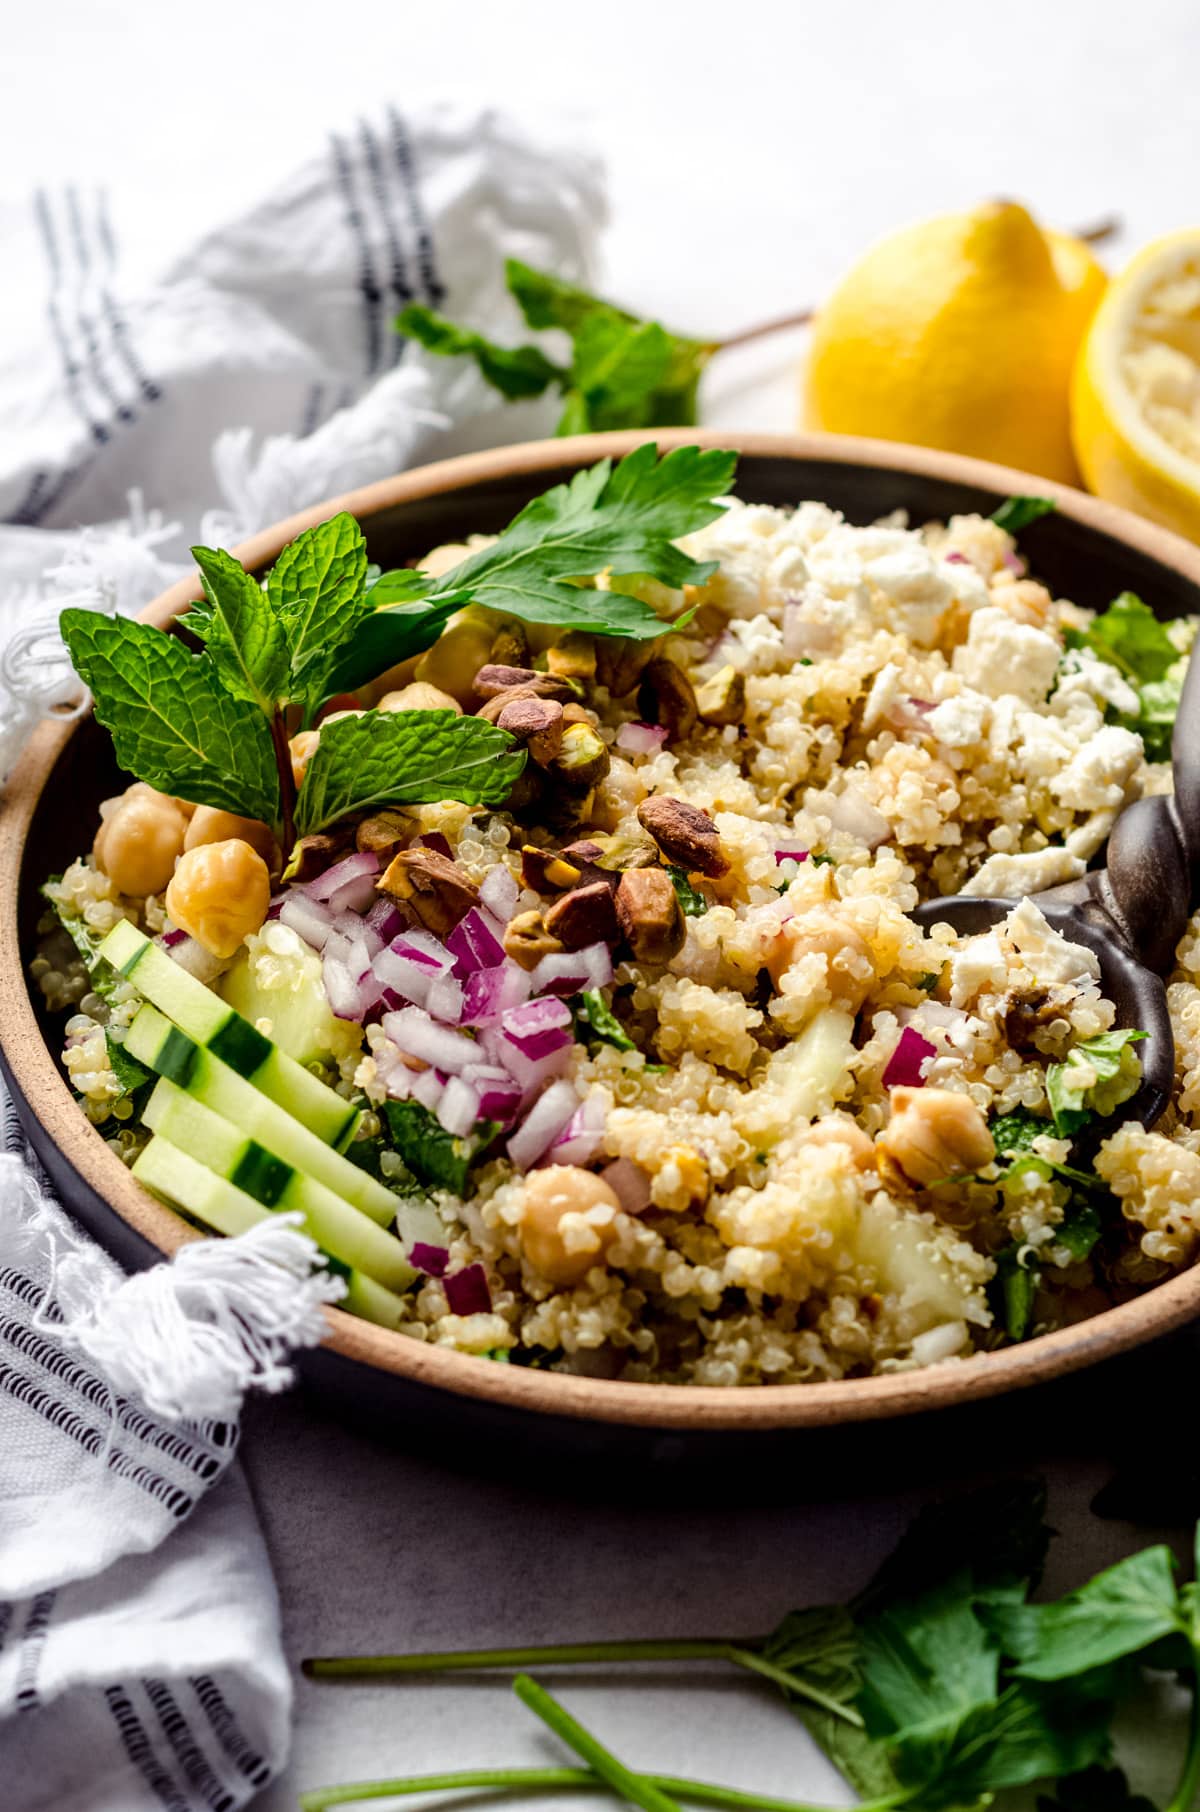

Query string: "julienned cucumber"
[143, 1081, 418, 1292]
[132, 1137, 412, 1330]
[125, 1003, 399, 1227]
[98, 920, 359, 1150]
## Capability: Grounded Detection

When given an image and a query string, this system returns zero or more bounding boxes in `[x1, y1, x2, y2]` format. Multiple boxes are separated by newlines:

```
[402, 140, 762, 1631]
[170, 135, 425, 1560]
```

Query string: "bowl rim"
[7, 425, 1200, 1433]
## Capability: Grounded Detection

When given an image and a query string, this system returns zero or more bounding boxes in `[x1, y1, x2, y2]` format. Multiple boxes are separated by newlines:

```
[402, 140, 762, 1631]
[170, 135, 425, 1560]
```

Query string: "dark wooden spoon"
[911, 641, 1200, 1133]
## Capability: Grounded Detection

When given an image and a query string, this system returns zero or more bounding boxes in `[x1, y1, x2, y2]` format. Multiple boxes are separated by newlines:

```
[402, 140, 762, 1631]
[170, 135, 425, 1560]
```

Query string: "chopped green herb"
[991, 1242, 1040, 1341]
[1046, 1029, 1146, 1136]
[914, 970, 941, 992]
[666, 866, 708, 917]
[574, 990, 636, 1053]
[105, 1031, 151, 1099]
[39, 882, 118, 999]
[991, 1106, 1051, 1155]
[381, 1100, 498, 1197]
[992, 494, 1057, 533]
[1067, 591, 1178, 683]
[809, 852, 835, 867]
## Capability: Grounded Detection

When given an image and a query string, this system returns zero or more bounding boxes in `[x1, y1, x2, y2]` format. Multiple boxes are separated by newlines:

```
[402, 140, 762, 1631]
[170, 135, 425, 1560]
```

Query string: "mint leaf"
[992, 1108, 1050, 1156]
[1046, 1029, 1147, 1134]
[568, 315, 677, 431]
[190, 545, 290, 713]
[266, 513, 371, 707]
[992, 495, 1056, 533]
[381, 1099, 496, 1195]
[399, 303, 565, 400]
[326, 443, 737, 694]
[983, 1546, 1183, 1681]
[61, 609, 280, 826]
[1070, 592, 1177, 685]
[295, 709, 524, 836]
[575, 990, 636, 1052]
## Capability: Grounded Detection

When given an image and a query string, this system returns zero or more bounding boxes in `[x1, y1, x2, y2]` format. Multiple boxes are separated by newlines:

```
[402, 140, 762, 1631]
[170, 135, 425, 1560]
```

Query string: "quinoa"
[36, 496, 1200, 1385]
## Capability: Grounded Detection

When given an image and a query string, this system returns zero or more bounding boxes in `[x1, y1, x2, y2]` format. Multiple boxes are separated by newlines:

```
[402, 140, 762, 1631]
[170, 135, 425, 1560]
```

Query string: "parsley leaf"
[1046, 1029, 1147, 1135]
[574, 990, 636, 1053]
[399, 303, 565, 399]
[983, 1546, 1183, 1681]
[1069, 591, 1177, 684]
[106, 1030, 151, 1099]
[295, 710, 525, 837]
[40, 881, 118, 998]
[325, 443, 736, 694]
[189, 545, 290, 714]
[890, 1675, 1114, 1809]
[992, 495, 1057, 533]
[1128, 668, 1183, 762]
[667, 866, 708, 917]
[381, 1100, 496, 1195]
[991, 1108, 1050, 1155]
[60, 609, 281, 827]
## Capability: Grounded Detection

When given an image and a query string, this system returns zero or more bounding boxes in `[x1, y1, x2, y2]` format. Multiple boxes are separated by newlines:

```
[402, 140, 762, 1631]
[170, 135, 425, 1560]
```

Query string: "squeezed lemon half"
[1072, 230, 1200, 541]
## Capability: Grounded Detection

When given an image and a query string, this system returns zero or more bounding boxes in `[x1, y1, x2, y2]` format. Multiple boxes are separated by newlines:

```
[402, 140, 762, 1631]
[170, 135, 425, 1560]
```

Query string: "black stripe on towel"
[387, 108, 445, 306]
[356, 117, 413, 369]
[14, 1590, 57, 1713]
[189, 1675, 271, 1788]
[105, 1686, 191, 1812]
[32, 188, 111, 447]
[0, 1356, 196, 1517]
[144, 1678, 237, 1812]
[63, 184, 137, 428]
[329, 133, 384, 379]
[95, 184, 164, 404]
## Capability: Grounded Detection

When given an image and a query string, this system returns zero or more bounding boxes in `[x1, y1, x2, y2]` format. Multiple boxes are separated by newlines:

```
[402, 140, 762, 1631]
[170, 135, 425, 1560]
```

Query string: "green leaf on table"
[190, 544, 290, 713]
[758, 1607, 902, 1802]
[1068, 592, 1178, 684]
[857, 1569, 1001, 1741]
[325, 443, 737, 694]
[856, 1478, 1051, 1613]
[294, 709, 524, 837]
[381, 1099, 497, 1196]
[1046, 1029, 1147, 1136]
[60, 609, 281, 827]
[982, 1546, 1183, 1681]
[890, 1674, 1115, 1808]
[399, 303, 565, 400]
[992, 495, 1057, 533]
[266, 513, 371, 707]
[574, 990, 636, 1053]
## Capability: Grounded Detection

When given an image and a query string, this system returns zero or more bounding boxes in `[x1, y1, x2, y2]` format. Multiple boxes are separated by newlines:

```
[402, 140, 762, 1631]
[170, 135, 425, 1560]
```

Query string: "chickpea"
[518, 1167, 622, 1286]
[801, 1115, 877, 1171]
[93, 788, 189, 897]
[378, 682, 462, 715]
[879, 1086, 995, 1187]
[766, 909, 874, 1008]
[184, 805, 278, 870]
[289, 730, 320, 788]
[165, 838, 271, 959]
[414, 607, 501, 707]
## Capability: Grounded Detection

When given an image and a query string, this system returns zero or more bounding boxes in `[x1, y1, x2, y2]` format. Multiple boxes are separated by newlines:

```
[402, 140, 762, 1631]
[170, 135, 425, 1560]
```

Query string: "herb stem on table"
[297, 1766, 902, 1812]
[514, 1674, 683, 1812]
[302, 1635, 863, 1727]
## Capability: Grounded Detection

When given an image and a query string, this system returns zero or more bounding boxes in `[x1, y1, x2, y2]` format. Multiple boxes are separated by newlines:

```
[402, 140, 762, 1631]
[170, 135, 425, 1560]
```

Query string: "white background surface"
[5, 0, 1200, 1805]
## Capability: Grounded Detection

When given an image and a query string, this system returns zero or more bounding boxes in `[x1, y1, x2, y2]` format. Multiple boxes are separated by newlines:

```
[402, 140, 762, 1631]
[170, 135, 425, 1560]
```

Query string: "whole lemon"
[802, 201, 1107, 485]
[1071, 229, 1200, 542]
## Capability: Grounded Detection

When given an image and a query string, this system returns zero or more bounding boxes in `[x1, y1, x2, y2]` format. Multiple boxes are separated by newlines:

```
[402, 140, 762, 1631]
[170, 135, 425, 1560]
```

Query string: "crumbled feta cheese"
[866, 547, 955, 645]
[1002, 897, 1100, 984]
[952, 607, 1062, 705]
[719, 613, 785, 675]
[1051, 725, 1144, 811]
[1055, 650, 1141, 719]
[861, 662, 905, 732]
[1013, 711, 1076, 786]
[927, 691, 991, 750]
[961, 847, 1087, 899]
[949, 931, 1008, 1006]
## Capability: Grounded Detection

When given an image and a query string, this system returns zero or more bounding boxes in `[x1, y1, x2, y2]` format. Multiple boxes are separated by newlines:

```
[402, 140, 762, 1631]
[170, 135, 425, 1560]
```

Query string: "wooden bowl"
[6, 430, 1200, 1484]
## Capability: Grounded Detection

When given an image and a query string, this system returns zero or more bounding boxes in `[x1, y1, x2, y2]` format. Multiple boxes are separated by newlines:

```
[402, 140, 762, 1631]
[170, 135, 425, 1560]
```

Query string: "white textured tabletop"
[6, 0, 1200, 1803]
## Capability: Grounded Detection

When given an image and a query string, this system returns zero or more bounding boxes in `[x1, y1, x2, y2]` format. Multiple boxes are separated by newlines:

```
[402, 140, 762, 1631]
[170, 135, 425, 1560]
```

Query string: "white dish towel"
[0, 105, 605, 1811]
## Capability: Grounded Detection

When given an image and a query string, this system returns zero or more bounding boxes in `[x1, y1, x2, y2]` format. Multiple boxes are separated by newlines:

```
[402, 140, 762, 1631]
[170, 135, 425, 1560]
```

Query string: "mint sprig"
[296, 711, 523, 837]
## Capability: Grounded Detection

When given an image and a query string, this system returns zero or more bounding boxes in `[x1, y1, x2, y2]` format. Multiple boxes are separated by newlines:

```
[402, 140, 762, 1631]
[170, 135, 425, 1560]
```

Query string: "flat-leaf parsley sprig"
[303, 1479, 1200, 1812]
[61, 443, 738, 862]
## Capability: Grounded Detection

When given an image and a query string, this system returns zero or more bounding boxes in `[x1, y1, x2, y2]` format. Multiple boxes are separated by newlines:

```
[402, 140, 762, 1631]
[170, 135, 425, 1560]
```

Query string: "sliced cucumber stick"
[134, 1137, 269, 1239]
[99, 920, 358, 1149]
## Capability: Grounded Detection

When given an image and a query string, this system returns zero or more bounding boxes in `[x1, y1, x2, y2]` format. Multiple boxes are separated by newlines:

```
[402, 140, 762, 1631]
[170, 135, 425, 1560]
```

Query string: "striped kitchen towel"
[0, 106, 605, 1809]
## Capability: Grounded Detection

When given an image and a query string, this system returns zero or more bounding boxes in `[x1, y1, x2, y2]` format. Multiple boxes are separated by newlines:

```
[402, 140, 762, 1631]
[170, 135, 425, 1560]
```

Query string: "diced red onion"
[415, 832, 453, 859]
[410, 1242, 449, 1277]
[446, 907, 506, 977]
[541, 1096, 607, 1167]
[461, 962, 532, 1027]
[280, 892, 335, 951]
[161, 927, 188, 948]
[305, 850, 380, 903]
[364, 897, 405, 941]
[501, 1024, 573, 1064]
[444, 1264, 492, 1315]
[774, 847, 809, 865]
[265, 898, 284, 922]
[161, 934, 225, 986]
[529, 943, 613, 997]
[462, 1065, 523, 1124]
[437, 1074, 480, 1138]
[500, 996, 573, 1044]
[616, 721, 668, 755]
[601, 1157, 652, 1214]
[480, 1025, 572, 1092]
[410, 1067, 445, 1112]
[479, 866, 519, 923]
[323, 955, 380, 1021]
[427, 973, 465, 1024]
[384, 1006, 479, 1075]
[506, 1079, 581, 1170]
[392, 929, 454, 971]
[327, 872, 380, 915]
[1002, 551, 1026, 575]
[944, 551, 969, 566]
[882, 1026, 937, 1088]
